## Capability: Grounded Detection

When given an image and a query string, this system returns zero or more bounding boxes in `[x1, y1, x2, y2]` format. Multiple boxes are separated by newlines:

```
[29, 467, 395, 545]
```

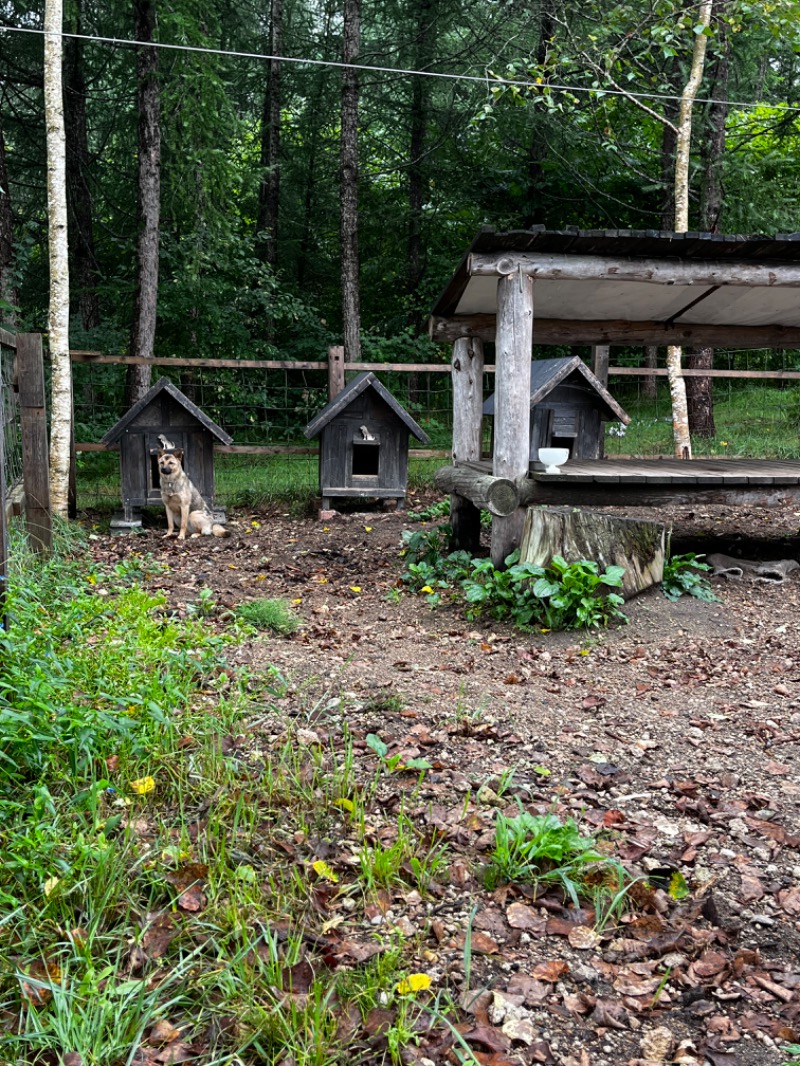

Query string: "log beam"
[429, 315, 800, 349]
[449, 337, 485, 552]
[434, 466, 519, 517]
[491, 273, 533, 567]
[468, 251, 800, 288]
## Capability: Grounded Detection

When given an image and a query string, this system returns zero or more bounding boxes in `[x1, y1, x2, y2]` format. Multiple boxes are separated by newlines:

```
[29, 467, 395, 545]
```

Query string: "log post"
[449, 336, 484, 552]
[16, 334, 52, 554]
[592, 344, 610, 386]
[491, 272, 534, 567]
[328, 344, 346, 400]
[0, 350, 9, 629]
[592, 345, 610, 458]
[434, 466, 518, 516]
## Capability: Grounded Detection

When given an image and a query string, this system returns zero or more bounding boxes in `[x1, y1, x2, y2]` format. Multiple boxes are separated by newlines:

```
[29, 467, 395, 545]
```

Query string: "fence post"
[0, 353, 8, 629]
[16, 334, 52, 554]
[328, 345, 346, 400]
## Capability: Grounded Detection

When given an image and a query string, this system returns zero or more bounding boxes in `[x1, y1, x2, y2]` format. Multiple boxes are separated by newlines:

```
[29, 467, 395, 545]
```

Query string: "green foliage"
[661, 553, 719, 602]
[0, 534, 229, 787]
[402, 534, 627, 630]
[484, 806, 605, 905]
[781, 1043, 800, 1066]
[235, 597, 301, 634]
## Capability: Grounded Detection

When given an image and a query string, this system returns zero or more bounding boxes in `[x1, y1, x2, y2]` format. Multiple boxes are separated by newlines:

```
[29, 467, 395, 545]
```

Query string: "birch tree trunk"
[127, 0, 161, 408]
[667, 0, 713, 459]
[44, 0, 72, 516]
[340, 0, 361, 362]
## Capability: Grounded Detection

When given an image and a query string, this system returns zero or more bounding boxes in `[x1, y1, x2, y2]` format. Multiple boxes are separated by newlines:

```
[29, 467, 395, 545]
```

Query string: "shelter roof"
[304, 372, 430, 442]
[101, 376, 233, 446]
[483, 356, 630, 424]
[429, 226, 800, 348]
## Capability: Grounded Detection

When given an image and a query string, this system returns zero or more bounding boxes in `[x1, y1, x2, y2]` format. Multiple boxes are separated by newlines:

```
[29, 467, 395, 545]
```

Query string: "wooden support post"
[328, 345, 346, 400]
[16, 334, 52, 554]
[592, 345, 610, 386]
[450, 336, 484, 552]
[491, 273, 534, 567]
[592, 345, 610, 458]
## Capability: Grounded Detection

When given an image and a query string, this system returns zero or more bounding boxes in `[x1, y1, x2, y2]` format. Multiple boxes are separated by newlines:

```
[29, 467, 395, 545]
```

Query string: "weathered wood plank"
[429, 314, 800, 349]
[468, 251, 800, 288]
[518, 481, 800, 508]
[491, 273, 534, 567]
[16, 334, 52, 554]
[450, 336, 485, 552]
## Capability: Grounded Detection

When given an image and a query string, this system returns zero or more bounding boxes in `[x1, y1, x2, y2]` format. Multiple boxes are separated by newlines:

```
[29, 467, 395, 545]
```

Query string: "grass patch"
[235, 596, 301, 634]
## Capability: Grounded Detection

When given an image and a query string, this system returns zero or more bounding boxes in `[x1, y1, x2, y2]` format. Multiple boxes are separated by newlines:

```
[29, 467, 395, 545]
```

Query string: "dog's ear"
[174, 448, 184, 461]
[157, 449, 165, 458]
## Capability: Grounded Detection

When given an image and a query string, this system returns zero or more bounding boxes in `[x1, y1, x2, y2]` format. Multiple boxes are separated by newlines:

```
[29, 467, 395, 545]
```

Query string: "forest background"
[2, 0, 800, 438]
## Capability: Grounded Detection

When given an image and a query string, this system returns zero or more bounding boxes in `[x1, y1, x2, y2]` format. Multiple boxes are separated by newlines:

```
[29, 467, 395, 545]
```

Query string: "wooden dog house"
[483, 356, 629, 465]
[304, 372, 429, 509]
[101, 376, 232, 530]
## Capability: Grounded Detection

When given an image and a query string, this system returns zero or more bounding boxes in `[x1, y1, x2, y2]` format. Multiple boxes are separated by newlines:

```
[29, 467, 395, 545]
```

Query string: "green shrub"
[661, 553, 718, 602]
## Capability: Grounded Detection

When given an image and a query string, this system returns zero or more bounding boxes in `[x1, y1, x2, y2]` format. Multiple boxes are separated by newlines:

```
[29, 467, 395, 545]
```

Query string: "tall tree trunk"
[127, 0, 161, 408]
[340, 0, 361, 362]
[522, 1, 554, 228]
[0, 111, 18, 322]
[44, 0, 72, 517]
[406, 0, 436, 334]
[667, 0, 713, 459]
[64, 0, 100, 331]
[687, 6, 728, 439]
[256, 0, 282, 269]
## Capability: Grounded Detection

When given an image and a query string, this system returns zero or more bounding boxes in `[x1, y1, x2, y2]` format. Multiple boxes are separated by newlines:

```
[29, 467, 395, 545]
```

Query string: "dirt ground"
[90, 491, 800, 1066]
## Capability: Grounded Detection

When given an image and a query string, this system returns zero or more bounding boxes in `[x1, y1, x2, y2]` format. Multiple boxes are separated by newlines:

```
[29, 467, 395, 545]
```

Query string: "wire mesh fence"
[72, 350, 800, 509]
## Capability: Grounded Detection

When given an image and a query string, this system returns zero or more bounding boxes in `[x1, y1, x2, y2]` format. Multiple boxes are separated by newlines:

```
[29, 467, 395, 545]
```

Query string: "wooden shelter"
[304, 371, 429, 509]
[483, 356, 630, 465]
[101, 376, 232, 530]
[429, 226, 800, 564]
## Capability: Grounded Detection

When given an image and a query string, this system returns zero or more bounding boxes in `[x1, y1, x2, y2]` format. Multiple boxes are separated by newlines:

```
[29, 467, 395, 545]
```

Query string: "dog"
[157, 449, 230, 540]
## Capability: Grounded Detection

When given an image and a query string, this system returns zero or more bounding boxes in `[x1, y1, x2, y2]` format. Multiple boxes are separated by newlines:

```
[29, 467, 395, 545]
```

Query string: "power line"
[3, 22, 800, 115]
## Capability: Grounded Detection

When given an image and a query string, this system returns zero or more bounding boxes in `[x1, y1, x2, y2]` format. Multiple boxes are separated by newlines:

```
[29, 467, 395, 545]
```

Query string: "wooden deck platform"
[469, 458, 800, 508]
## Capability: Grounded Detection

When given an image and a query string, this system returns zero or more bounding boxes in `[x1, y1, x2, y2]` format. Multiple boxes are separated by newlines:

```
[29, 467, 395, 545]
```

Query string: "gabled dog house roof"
[429, 226, 800, 348]
[101, 377, 233, 446]
[304, 372, 430, 442]
[483, 356, 630, 425]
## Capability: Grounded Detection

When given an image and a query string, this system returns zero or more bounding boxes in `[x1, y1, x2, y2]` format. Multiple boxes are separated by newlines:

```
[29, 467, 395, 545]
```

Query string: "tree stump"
[519, 507, 666, 600]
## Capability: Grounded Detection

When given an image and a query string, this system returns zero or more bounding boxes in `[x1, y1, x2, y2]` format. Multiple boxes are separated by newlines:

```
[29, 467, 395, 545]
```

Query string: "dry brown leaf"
[739, 873, 764, 902]
[568, 926, 601, 951]
[777, 886, 800, 915]
[639, 1026, 675, 1062]
[506, 902, 546, 932]
[532, 960, 568, 983]
[149, 1020, 182, 1046]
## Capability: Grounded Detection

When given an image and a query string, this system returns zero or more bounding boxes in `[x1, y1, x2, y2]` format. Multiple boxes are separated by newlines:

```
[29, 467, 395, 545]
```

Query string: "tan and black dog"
[157, 449, 230, 540]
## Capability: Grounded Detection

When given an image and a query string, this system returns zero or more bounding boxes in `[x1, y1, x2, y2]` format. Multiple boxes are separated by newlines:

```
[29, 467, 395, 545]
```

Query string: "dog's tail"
[212, 524, 231, 538]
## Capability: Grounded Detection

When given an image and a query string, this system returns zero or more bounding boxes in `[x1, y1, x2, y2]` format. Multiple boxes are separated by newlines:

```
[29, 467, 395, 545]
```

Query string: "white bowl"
[538, 447, 569, 474]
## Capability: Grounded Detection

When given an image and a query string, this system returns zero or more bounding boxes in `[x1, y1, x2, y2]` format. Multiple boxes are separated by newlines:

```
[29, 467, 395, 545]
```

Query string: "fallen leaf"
[506, 902, 546, 932]
[568, 926, 601, 951]
[532, 960, 568, 983]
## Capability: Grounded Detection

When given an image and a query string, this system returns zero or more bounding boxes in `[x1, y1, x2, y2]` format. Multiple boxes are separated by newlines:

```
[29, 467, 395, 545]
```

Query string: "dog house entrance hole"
[352, 440, 380, 477]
